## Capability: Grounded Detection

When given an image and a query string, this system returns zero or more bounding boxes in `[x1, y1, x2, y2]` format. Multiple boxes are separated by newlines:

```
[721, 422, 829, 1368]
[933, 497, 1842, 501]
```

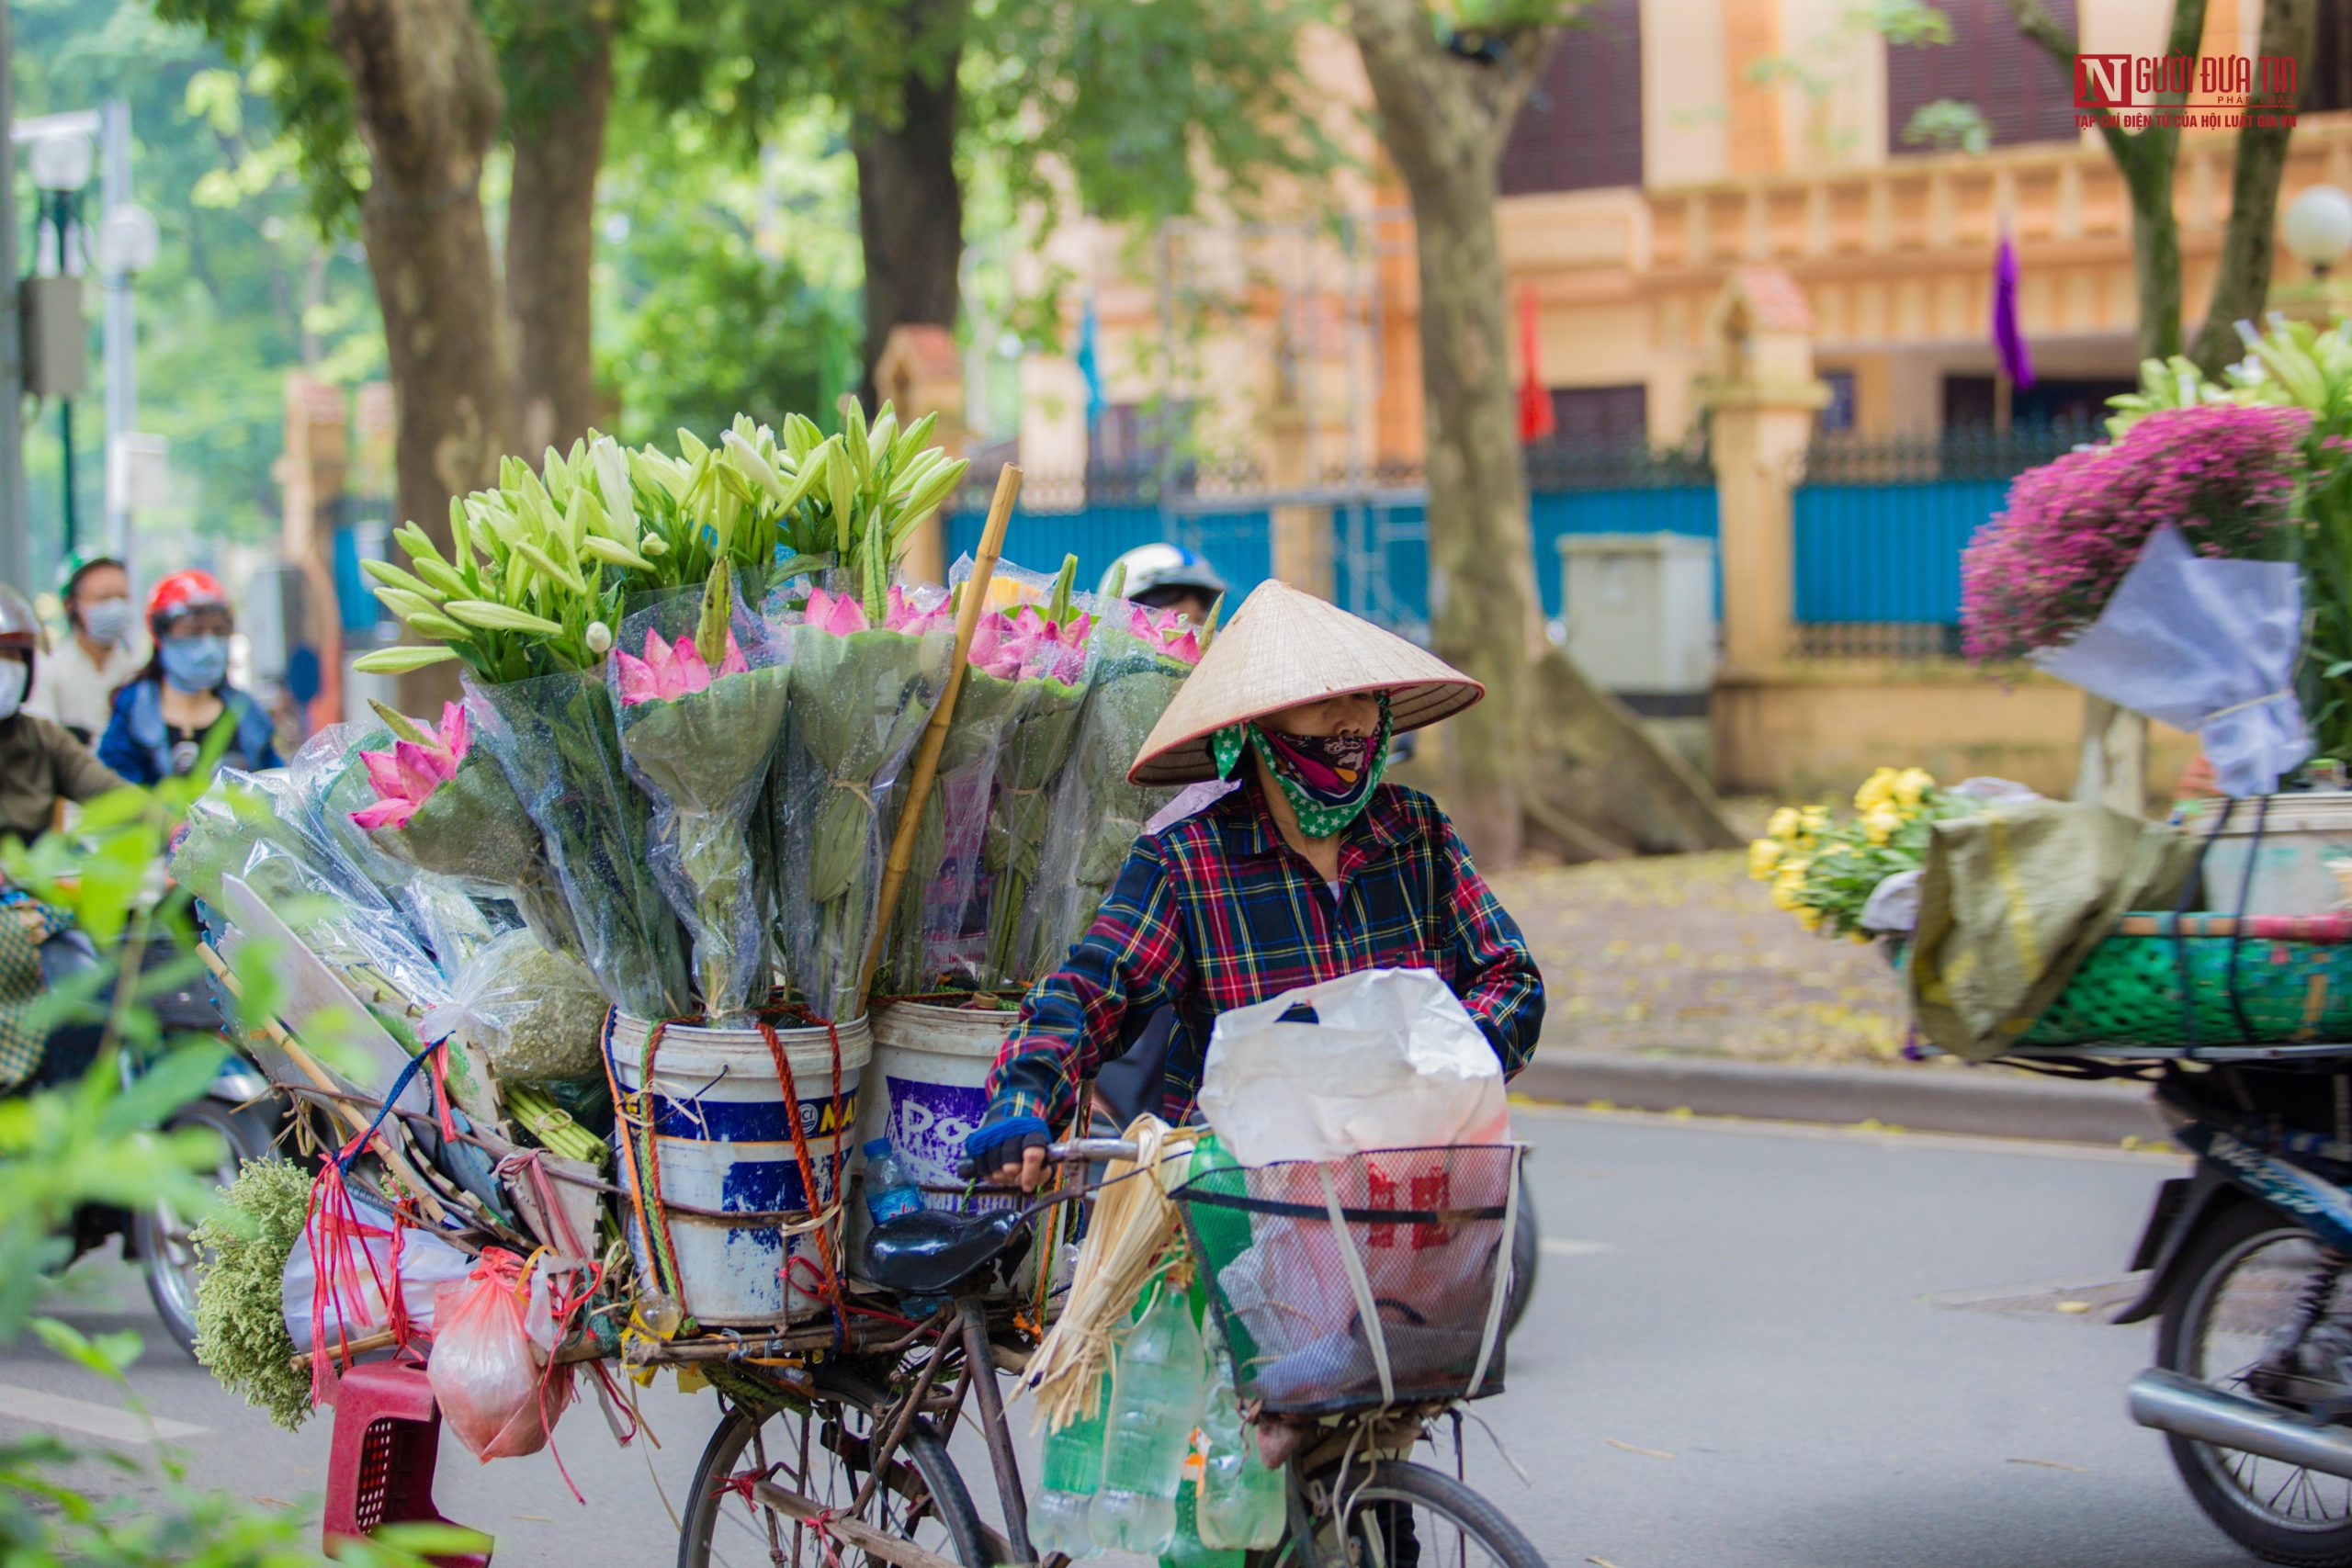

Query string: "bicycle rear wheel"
[677, 1363, 989, 1568]
[1306, 1459, 1546, 1568]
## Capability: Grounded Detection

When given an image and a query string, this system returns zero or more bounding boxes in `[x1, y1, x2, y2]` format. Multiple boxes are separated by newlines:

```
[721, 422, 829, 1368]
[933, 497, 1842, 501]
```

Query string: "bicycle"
[657, 1136, 1547, 1568]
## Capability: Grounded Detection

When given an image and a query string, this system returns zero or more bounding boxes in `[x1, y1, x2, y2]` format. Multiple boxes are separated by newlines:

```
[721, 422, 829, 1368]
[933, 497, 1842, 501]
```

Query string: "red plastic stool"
[322, 1359, 493, 1567]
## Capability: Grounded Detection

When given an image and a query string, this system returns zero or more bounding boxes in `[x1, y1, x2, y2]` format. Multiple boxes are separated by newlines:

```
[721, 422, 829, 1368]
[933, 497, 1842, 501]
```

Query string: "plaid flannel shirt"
[986, 775, 1544, 1130]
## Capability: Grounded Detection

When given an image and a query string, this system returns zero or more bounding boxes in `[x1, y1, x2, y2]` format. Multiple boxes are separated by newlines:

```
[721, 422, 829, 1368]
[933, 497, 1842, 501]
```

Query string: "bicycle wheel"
[1304, 1459, 1547, 1568]
[677, 1363, 989, 1568]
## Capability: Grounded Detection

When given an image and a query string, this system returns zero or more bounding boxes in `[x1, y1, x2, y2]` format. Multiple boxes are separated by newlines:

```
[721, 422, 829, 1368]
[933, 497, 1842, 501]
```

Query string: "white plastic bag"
[280, 1195, 474, 1354]
[1197, 968, 1509, 1166]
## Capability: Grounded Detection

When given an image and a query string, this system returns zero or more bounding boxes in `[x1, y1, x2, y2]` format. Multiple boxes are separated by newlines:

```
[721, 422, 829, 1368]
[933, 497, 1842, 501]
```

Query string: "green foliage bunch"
[191, 1157, 313, 1431]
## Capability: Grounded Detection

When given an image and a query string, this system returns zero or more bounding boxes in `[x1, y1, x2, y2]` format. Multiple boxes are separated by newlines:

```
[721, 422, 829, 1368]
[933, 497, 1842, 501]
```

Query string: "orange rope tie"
[756, 1017, 849, 1344]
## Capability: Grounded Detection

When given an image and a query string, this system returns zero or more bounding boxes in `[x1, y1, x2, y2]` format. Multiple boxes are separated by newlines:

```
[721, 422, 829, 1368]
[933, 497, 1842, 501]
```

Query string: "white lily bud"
[586, 621, 614, 655]
[642, 535, 669, 558]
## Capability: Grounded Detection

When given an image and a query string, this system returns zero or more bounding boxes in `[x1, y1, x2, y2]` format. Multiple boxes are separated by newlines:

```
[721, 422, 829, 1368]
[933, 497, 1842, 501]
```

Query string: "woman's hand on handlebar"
[996, 1145, 1050, 1193]
[961, 1137, 1143, 1191]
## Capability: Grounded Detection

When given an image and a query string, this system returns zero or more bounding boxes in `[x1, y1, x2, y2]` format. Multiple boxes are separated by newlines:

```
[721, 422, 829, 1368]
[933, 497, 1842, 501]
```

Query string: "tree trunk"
[2188, 0, 2318, 378]
[2004, 0, 2206, 362]
[1351, 0, 1544, 864]
[852, 0, 967, 403]
[327, 0, 514, 711]
[2125, 158, 2187, 363]
[506, 2, 614, 457]
[1351, 1, 1736, 865]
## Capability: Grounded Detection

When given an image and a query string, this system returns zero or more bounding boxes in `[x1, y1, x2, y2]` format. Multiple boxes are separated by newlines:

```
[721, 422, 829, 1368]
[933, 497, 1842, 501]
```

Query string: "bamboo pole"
[855, 465, 1023, 1013]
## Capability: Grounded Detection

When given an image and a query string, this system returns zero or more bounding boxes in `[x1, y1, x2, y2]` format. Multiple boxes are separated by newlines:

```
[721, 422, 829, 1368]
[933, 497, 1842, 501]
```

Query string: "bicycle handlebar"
[954, 1137, 1141, 1181]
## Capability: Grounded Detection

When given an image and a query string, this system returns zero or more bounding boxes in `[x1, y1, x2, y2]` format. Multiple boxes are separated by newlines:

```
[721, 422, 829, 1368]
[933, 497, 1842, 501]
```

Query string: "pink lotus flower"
[351, 702, 469, 831]
[803, 586, 870, 637]
[967, 612, 1024, 680]
[994, 605, 1091, 683]
[614, 626, 750, 706]
[1129, 604, 1201, 665]
[885, 585, 950, 637]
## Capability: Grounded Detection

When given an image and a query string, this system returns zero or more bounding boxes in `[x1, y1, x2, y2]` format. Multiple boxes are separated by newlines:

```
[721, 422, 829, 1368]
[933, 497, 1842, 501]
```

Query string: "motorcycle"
[36, 927, 283, 1358]
[2120, 1061, 2352, 1564]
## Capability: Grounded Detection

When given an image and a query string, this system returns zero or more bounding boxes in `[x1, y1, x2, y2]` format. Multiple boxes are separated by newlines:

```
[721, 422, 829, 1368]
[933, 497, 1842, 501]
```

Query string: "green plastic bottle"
[1183, 1133, 1261, 1381]
[1159, 1477, 1241, 1568]
[1031, 1371, 1111, 1557]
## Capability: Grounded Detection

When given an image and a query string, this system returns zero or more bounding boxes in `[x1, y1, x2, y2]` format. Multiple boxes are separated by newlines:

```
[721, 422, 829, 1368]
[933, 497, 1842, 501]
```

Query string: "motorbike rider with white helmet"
[1099, 542, 1227, 629]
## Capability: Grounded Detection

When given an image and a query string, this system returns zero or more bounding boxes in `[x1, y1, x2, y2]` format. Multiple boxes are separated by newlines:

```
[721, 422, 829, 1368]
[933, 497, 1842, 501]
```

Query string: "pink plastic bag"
[428, 1248, 574, 1461]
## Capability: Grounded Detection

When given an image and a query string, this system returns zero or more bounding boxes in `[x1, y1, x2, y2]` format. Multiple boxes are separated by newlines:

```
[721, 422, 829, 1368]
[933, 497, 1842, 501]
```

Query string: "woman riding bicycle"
[968, 580, 1545, 1190]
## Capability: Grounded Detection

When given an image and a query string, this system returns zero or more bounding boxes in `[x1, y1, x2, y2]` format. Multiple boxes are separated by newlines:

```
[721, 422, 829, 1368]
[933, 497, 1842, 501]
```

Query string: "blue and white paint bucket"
[608, 1011, 870, 1326]
[853, 999, 1060, 1294]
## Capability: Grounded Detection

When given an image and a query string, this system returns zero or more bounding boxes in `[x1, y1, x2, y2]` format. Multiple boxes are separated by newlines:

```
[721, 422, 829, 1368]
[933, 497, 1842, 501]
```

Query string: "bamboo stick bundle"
[1015, 1114, 1201, 1431]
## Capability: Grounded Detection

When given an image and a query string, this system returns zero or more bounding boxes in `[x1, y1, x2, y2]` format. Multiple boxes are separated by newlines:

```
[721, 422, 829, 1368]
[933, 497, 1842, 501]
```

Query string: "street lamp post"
[27, 126, 91, 557]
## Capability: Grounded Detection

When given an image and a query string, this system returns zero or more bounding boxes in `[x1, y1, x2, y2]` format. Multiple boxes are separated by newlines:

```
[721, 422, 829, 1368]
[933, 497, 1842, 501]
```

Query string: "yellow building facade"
[1019, 0, 2350, 477]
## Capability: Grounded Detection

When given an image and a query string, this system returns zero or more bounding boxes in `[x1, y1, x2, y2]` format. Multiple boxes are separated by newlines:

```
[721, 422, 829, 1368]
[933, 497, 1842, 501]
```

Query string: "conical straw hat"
[1130, 580, 1484, 784]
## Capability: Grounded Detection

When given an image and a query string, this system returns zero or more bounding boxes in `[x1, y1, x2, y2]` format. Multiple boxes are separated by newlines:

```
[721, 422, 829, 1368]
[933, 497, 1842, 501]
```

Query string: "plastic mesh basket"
[2020, 930, 2352, 1047]
[1173, 1145, 1521, 1416]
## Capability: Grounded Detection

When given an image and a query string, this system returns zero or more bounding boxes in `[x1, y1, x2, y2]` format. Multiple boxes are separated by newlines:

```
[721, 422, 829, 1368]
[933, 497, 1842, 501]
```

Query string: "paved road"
[5, 1106, 2253, 1566]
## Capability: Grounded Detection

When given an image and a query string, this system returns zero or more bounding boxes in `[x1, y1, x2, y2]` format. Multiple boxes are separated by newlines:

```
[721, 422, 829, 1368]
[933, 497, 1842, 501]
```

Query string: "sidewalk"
[1487, 850, 2162, 1145]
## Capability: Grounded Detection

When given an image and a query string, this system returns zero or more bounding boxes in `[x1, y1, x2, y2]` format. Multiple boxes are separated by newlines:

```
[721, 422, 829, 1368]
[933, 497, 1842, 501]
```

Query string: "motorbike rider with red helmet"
[0, 581, 126, 845]
[96, 570, 279, 785]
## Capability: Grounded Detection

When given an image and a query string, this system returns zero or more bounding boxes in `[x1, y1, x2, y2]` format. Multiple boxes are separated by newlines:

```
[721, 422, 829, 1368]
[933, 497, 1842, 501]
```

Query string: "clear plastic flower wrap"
[611, 568, 791, 1019]
[466, 668, 694, 1021]
[870, 582, 1026, 992]
[954, 555, 1100, 987]
[344, 694, 583, 961]
[1019, 599, 1203, 976]
[418, 926, 609, 1086]
[172, 768, 448, 1011]
[765, 581, 952, 1020]
[289, 722, 513, 974]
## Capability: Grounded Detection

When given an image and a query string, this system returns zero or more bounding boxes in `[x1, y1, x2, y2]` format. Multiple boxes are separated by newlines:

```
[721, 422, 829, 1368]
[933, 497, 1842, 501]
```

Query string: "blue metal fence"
[1788, 426, 2086, 657]
[1332, 485, 1719, 635]
[942, 429, 2074, 652]
[1792, 479, 2002, 624]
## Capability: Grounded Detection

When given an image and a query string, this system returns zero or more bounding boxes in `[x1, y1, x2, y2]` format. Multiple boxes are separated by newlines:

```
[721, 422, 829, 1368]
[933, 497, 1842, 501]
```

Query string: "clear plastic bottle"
[1091, 1284, 1208, 1554]
[861, 1138, 922, 1225]
[1030, 1371, 1110, 1558]
[1195, 1320, 1284, 1550]
[1159, 1474, 1241, 1568]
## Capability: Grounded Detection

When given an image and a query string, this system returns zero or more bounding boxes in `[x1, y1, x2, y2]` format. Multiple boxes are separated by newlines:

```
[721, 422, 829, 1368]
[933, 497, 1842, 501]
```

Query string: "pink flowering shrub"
[1962, 403, 2311, 662]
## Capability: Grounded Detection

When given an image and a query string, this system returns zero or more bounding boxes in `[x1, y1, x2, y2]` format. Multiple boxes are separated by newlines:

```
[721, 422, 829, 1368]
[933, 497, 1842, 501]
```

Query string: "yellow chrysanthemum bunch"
[1748, 765, 1958, 942]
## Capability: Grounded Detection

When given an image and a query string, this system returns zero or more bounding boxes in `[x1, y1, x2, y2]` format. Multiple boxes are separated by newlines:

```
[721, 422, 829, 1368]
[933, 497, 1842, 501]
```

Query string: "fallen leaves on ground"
[1492, 848, 1914, 1067]
[1604, 1438, 1677, 1460]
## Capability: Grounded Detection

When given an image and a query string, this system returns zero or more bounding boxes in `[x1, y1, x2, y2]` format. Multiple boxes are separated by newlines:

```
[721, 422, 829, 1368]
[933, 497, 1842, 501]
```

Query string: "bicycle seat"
[862, 1208, 1033, 1299]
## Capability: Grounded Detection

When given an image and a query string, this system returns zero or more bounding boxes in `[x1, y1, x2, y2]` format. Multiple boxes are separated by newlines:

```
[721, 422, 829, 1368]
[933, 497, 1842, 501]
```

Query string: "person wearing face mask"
[27, 555, 146, 745]
[969, 580, 1545, 1192]
[97, 570, 280, 786]
[0, 582, 128, 844]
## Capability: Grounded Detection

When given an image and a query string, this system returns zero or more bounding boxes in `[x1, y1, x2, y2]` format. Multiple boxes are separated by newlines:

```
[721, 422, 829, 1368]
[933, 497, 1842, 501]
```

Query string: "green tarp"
[1907, 801, 2201, 1060]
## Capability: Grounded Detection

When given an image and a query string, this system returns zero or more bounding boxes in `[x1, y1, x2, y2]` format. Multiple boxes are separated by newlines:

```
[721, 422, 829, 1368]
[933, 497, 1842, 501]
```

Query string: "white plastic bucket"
[851, 1000, 1035, 1287]
[859, 1000, 1015, 1208]
[607, 1011, 870, 1326]
[2180, 793, 2352, 916]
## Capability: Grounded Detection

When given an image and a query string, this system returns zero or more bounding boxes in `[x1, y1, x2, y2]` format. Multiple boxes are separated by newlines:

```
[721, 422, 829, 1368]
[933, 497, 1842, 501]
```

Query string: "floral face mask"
[1211, 692, 1393, 838]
